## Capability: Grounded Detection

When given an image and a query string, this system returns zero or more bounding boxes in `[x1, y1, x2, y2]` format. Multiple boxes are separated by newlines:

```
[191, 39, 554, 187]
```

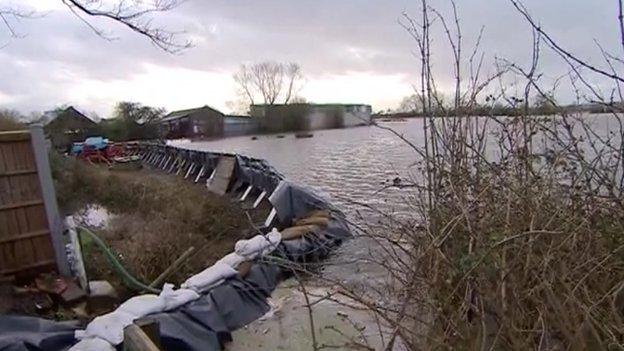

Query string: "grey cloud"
[0, 0, 620, 115]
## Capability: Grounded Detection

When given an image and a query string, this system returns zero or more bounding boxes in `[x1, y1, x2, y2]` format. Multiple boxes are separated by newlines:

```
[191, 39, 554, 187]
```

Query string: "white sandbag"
[159, 283, 200, 311]
[69, 337, 115, 351]
[181, 261, 238, 292]
[217, 252, 247, 268]
[76, 310, 135, 345]
[117, 294, 166, 317]
[234, 228, 282, 260]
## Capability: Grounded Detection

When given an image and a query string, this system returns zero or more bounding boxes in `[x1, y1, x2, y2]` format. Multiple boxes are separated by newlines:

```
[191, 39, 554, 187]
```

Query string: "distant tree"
[1, 1, 190, 52]
[101, 101, 165, 141]
[396, 94, 423, 113]
[0, 109, 25, 131]
[113, 101, 164, 124]
[233, 62, 305, 106]
[534, 93, 558, 115]
[284, 63, 304, 104]
[225, 97, 251, 115]
[289, 96, 308, 104]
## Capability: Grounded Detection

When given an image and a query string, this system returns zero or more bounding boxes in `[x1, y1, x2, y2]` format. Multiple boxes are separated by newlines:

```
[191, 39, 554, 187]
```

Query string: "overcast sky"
[0, 0, 618, 118]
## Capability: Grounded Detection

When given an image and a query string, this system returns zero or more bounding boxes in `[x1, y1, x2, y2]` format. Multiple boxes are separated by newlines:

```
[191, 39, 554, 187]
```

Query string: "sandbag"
[116, 294, 165, 317]
[216, 252, 247, 269]
[69, 337, 115, 351]
[234, 229, 281, 260]
[281, 225, 320, 240]
[74, 310, 135, 345]
[181, 262, 238, 293]
[160, 284, 200, 311]
[303, 209, 331, 219]
[294, 216, 330, 227]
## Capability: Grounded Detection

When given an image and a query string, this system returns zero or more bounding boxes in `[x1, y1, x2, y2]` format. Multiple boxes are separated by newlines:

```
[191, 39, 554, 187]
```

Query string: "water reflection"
[172, 120, 424, 217]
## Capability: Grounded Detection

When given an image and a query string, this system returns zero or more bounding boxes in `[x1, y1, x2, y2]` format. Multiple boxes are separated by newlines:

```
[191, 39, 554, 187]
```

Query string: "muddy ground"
[51, 154, 261, 297]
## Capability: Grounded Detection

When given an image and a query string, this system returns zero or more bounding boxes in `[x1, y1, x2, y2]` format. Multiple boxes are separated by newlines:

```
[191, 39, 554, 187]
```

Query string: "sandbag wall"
[0, 143, 351, 351]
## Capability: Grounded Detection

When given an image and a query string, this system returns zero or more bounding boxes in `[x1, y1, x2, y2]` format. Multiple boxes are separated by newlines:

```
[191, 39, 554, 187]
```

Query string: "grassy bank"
[51, 155, 252, 295]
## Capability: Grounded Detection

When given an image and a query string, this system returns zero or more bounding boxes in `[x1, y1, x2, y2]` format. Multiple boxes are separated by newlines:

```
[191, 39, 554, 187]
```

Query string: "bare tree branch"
[61, 0, 191, 53]
[1, 1, 190, 53]
[233, 61, 305, 106]
[510, 0, 624, 83]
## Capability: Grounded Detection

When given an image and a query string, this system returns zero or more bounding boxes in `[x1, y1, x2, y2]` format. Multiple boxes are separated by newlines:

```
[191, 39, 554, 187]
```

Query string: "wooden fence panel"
[0, 130, 56, 279]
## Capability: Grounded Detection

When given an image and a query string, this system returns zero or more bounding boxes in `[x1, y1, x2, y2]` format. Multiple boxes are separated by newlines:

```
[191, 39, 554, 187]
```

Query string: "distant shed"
[250, 103, 372, 133]
[223, 115, 259, 137]
[44, 106, 98, 149]
[160, 106, 224, 139]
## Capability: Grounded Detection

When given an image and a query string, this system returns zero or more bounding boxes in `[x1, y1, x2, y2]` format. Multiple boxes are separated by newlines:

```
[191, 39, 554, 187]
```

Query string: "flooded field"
[172, 120, 423, 217]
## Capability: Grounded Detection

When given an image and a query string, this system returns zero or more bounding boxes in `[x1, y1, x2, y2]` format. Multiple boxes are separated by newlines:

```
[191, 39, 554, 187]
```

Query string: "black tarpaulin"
[0, 147, 351, 351]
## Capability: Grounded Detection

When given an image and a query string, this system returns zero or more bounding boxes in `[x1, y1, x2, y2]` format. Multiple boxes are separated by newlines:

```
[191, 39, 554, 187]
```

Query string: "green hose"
[77, 226, 161, 294]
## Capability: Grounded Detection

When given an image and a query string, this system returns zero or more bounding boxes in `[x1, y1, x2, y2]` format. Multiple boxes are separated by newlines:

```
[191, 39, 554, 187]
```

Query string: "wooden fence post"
[29, 125, 71, 277]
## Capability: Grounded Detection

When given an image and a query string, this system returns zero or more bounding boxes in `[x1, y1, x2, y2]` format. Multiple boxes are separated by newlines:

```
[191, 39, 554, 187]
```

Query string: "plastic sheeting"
[0, 146, 351, 351]
[0, 316, 78, 351]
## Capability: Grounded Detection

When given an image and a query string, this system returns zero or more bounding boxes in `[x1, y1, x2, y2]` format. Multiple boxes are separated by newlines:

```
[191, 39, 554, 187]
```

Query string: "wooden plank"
[134, 318, 162, 349]
[0, 259, 55, 275]
[12, 142, 27, 171]
[0, 199, 44, 211]
[207, 156, 236, 196]
[2, 142, 17, 174]
[25, 205, 47, 231]
[0, 130, 30, 142]
[123, 323, 161, 351]
[0, 229, 50, 244]
[0, 144, 8, 174]
[1, 242, 16, 271]
[4, 207, 19, 237]
[0, 169, 37, 177]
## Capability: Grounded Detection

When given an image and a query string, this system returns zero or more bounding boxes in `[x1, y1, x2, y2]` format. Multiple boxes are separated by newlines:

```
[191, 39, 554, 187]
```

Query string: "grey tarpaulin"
[234, 155, 283, 193]
[270, 181, 340, 223]
[0, 316, 78, 351]
[0, 148, 351, 351]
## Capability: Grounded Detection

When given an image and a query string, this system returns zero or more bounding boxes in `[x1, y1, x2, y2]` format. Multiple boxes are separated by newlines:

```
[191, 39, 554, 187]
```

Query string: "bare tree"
[1, 0, 190, 52]
[233, 61, 305, 106]
[284, 63, 303, 104]
[253, 62, 285, 105]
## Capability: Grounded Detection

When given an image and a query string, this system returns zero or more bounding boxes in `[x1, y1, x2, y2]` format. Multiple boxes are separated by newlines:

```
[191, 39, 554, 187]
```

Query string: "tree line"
[387, 91, 619, 118]
[0, 102, 164, 140]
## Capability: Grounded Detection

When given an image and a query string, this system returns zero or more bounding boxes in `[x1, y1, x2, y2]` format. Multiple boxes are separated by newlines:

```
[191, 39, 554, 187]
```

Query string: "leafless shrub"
[291, 1, 624, 350]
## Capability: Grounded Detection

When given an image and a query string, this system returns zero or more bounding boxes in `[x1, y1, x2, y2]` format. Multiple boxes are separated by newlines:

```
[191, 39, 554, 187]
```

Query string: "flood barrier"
[0, 143, 352, 351]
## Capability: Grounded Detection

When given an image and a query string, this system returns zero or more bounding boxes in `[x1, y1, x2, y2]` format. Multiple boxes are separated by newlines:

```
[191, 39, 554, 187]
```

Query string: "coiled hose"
[76, 226, 161, 294]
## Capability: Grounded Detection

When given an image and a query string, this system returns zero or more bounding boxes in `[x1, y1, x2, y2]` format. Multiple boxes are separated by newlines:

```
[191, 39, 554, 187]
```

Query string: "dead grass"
[51, 154, 252, 294]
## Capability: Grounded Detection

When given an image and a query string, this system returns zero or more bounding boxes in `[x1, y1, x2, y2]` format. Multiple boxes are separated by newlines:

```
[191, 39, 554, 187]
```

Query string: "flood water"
[173, 120, 426, 281]
[173, 120, 424, 217]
